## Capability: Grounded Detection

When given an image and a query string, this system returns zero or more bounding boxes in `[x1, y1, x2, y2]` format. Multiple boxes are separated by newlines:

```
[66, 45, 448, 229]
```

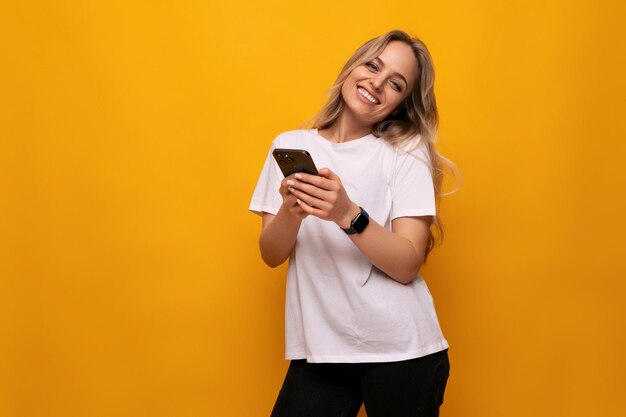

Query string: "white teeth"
[357, 87, 379, 104]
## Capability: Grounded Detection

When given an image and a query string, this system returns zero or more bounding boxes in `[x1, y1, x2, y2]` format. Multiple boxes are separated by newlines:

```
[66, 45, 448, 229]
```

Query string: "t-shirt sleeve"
[249, 142, 283, 216]
[390, 145, 436, 220]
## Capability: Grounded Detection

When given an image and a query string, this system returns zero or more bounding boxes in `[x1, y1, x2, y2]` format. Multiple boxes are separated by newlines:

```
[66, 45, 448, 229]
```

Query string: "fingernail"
[296, 199, 301, 204]
[288, 187, 294, 192]
[294, 173, 302, 179]
[286, 180, 294, 186]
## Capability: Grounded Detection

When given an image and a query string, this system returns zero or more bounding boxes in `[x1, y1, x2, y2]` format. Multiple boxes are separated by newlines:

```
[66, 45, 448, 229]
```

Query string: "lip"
[356, 85, 381, 105]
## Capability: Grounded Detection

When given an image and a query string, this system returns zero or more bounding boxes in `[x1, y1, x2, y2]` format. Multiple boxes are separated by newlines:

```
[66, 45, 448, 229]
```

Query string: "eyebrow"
[373, 57, 408, 86]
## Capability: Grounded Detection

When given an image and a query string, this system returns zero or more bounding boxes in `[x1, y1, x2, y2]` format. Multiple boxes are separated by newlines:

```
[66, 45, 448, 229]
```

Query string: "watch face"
[352, 210, 369, 233]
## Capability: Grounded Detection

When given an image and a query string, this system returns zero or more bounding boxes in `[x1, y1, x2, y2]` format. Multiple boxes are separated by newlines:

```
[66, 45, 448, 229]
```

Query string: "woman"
[250, 30, 453, 417]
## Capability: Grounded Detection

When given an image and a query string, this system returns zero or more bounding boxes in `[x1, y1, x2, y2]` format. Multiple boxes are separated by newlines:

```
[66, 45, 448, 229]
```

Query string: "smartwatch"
[341, 207, 370, 235]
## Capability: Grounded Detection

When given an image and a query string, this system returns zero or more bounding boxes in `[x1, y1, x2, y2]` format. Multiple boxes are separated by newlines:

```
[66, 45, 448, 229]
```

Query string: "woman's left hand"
[287, 168, 429, 284]
[286, 168, 360, 229]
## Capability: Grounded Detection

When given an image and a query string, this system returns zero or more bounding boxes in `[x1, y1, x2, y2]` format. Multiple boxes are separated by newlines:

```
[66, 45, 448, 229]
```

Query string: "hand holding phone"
[272, 148, 319, 177]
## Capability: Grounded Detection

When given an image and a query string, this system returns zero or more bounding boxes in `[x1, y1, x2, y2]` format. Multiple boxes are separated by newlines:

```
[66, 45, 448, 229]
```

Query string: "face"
[340, 41, 419, 127]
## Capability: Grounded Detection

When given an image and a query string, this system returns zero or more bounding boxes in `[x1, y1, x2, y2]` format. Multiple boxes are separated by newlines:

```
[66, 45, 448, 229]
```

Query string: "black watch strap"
[341, 207, 370, 235]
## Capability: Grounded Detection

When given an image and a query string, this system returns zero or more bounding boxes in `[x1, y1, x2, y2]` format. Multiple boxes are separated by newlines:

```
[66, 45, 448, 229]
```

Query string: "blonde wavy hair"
[310, 30, 459, 259]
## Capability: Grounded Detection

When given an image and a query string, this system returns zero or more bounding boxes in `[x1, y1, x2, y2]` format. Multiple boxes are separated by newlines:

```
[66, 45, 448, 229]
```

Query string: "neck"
[319, 111, 372, 143]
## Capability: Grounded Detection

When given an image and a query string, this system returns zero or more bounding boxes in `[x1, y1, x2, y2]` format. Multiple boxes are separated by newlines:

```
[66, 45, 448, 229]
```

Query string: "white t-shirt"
[250, 129, 448, 363]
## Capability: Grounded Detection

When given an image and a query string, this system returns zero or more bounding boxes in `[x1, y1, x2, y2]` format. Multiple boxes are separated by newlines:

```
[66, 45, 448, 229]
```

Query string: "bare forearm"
[348, 218, 425, 284]
[285, 170, 429, 283]
[259, 207, 302, 267]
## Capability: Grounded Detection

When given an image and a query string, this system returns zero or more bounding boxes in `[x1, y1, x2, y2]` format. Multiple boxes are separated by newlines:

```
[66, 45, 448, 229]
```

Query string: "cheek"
[345, 68, 369, 86]
[341, 73, 362, 100]
[390, 97, 405, 110]
[390, 89, 412, 109]
[340, 82, 351, 102]
[343, 73, 358, 89]
[383, 91, 403, 109]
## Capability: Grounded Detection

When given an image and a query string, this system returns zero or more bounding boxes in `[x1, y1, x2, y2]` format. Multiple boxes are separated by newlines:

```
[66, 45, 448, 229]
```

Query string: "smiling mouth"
[357, 87, 380, 105]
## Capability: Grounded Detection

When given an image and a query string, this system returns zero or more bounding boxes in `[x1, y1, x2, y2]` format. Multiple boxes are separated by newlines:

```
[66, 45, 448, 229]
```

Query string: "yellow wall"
[1, 1, 625, 416]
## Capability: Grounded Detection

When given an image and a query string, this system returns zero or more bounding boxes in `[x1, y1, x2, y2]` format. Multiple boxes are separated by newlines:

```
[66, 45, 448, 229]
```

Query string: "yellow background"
[1, 1, 625, 416]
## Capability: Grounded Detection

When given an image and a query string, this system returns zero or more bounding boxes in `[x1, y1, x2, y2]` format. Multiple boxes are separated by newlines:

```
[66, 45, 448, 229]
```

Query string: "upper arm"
[261, 212, 276, 232]
[391, 216, 432, 257]
[390, 148, 436, 221]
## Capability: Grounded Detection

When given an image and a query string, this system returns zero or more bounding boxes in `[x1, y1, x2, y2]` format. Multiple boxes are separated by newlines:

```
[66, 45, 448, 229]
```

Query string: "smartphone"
[272, 148, 319, 177]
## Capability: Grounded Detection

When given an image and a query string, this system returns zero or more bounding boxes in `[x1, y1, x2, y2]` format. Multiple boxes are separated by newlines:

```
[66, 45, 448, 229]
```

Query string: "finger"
[279, 186, 293, 200]
[281, 174, 299, 188]
[289, 187, 329, 212]
[317, 167, 338, 180]
[294, 171, 335, 191]
[288, 186, 319, 207]
[296, 197, 326, 218]
[287, 178, 330, 200]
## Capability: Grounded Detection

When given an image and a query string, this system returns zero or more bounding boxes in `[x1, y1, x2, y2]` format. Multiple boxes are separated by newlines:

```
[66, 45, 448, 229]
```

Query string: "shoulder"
[272, 129, 316, 145]
[269, 129, 321, 154]
[392, 135, 432, 167]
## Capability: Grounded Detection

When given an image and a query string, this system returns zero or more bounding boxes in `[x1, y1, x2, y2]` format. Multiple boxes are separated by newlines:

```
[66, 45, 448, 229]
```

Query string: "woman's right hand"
[259, 175, 308, 267]
[279, 174, 309, 221]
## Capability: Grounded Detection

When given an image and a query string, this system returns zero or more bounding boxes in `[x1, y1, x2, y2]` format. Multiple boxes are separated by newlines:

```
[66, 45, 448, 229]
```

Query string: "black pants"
[270, 349, 450, 417]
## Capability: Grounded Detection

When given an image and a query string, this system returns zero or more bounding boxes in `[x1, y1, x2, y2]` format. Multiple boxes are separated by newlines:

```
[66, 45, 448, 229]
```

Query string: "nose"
[369, 75, 384, 92]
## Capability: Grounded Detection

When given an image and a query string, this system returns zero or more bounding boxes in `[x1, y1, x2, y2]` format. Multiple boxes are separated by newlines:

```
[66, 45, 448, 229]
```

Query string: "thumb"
[319, 167, 338, 179]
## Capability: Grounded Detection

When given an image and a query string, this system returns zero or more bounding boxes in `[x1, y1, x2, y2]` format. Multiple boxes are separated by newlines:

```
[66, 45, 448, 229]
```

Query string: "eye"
[390, 80, 402, 92]
[365, 62, 378, 72]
